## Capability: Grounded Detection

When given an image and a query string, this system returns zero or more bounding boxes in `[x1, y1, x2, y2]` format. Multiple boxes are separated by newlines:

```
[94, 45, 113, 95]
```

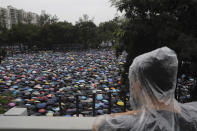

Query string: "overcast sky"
[0, 0, 122, 25]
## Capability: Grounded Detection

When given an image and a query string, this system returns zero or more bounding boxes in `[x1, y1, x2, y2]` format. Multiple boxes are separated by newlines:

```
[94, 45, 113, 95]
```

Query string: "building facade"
[0, 7, 9, 29]
[0, 5, 40, 29]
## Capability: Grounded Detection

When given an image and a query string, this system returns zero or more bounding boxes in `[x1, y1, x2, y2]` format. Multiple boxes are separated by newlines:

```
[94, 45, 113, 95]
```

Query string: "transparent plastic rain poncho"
[94, 47, 197, 131]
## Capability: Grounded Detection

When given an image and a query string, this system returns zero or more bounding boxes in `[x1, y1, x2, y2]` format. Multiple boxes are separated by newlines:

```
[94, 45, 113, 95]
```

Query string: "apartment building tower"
[0, 7, 9, 29]
[0, 5, 40, 29]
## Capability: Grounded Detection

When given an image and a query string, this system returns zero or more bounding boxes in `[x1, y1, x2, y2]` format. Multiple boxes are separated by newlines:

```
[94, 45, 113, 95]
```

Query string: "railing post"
[178, 84, 181, 101]
[76, 95, 79, 117]
[123, 92, 127, 112]
[58, 95, 62, 115]
[28, 94, 31, 99]
[108, 92, 111, 114]
[92, 93, 96, 116]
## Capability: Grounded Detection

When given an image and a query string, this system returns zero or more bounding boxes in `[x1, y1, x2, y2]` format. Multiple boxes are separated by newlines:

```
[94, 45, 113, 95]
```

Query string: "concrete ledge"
[0, 116, 96, 131]
[4, 107, 27, 116]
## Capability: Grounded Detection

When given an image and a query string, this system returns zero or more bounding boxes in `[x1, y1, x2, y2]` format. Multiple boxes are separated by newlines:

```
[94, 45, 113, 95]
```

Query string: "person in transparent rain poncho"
[93, 47, 197, 131]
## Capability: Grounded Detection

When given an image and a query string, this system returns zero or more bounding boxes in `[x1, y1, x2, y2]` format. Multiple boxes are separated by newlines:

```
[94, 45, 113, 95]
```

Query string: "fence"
[57, 79, 197, 117]
[175, 78, 196, 103]
[58, 91, 128, 117]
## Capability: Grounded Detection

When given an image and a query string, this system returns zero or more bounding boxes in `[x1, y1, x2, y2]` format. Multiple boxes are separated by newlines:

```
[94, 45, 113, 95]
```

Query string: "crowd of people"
[0, 49, 128, 116]
[1, 48, 196, 117]
[176, 74, 197, 103]
[93, 47, 197, 131]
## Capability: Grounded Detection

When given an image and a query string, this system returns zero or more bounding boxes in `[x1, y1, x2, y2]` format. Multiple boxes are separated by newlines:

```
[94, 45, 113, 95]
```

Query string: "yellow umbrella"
[88, 68, 92, 71]
[74, 85, 78, 88]
[45, 82, 50, 85]
[117, 101, 124, 106]
[111, 87, 115, 90]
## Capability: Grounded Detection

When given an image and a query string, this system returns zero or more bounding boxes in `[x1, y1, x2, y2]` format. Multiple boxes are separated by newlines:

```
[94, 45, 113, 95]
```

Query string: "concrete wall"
[4, 107, 27, 116]
[0, 116, 96, 131]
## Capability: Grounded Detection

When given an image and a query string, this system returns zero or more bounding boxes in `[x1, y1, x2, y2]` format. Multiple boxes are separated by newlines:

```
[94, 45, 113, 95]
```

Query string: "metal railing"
[175, 78, 196, 103]
[58, 91, 128, 117]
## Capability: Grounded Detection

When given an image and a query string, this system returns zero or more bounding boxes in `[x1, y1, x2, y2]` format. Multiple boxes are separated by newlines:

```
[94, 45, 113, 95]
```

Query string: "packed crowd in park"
[0, 49, 130, 116]
[93, 47, 197, 131]
[0, 47, 196, 117]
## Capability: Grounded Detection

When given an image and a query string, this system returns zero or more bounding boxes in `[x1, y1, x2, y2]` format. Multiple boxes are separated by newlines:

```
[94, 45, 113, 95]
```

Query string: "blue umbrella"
[102, 85, 108, 88]
[98, 103, 104, 107]
[52, 77, 56, 81]
[28, 88, 33, 92]
[25, 104, 31, 107]
[95, 104, 100, 109]
[52, 107, 60, 112]
[43, 85, 50, 88]
[108, 79, 113, 82]
[64, 115, 72, 117]
[102, 99, 108, 103]
[78, 80, 85, 83]
[13, 91, 17, 95]
[81, 96, 87, 100]
[96, 94, 103, 101]
[27, 70, 32, 73]
[36, 103, 47, 109]
[24, 87, 29, 90]
[97, 110, 104, 114]
[112, 89, 117, 92]
[13, 85, 19, 89]
[101, 71, 105, 74]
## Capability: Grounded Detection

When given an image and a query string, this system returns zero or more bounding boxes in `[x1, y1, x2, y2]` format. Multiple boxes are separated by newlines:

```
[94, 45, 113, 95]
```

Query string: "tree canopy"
[0, 14, 121, 50]
[111, 0, 197, 78]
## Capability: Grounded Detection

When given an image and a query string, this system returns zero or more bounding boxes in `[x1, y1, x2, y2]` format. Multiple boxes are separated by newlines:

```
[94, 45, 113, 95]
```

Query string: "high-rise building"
[0, 5, 40, 29]
[17, 9, 26, 24]
[0, 7, 9, 29]
[25, 12, 39, 24]
[7, 5, 18, 28]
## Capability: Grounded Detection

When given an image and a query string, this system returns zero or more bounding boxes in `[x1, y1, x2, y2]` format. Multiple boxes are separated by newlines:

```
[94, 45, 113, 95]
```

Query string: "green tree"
[7, 24, 40, 49]
[0, 25, 7, 46]
[98, 20, 117, 44]
[38, 13, 58, 27]
[111, 0, 197, 76]
[38, 21, 74, 49]
[0, 92, 14, 114]
[75, 15, 98, 48]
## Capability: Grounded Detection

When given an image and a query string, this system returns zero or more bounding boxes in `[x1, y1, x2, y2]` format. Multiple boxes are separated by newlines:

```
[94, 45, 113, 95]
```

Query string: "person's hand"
[92, 115, 106, 131]
[93, 111, 140, 131]
[110, 110, 139, 117]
